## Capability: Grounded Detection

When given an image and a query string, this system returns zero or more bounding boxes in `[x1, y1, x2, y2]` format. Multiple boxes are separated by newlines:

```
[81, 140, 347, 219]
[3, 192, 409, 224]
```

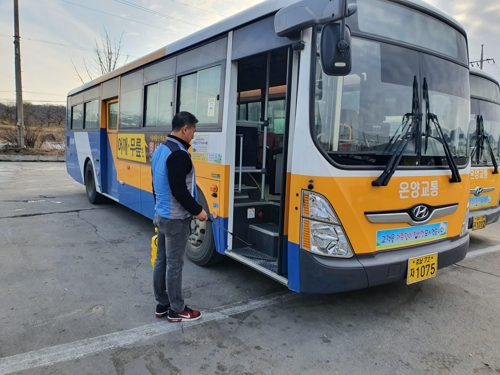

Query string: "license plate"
[473, 215, 486, 230]
[407, 253, 438, 285]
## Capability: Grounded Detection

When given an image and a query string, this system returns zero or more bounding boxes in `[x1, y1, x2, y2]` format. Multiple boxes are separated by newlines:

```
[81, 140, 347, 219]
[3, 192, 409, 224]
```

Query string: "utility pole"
[480, 44, 484, 70]
[470, 44, 495, 70]
[13, 0, 24, 147]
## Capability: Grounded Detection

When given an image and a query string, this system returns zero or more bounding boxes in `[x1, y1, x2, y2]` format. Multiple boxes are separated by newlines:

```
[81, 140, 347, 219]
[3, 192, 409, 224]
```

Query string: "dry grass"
[0, 123, 66, 156]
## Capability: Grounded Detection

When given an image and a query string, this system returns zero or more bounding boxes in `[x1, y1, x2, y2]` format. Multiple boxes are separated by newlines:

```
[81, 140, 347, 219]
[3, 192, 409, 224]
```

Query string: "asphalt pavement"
[0, 162, 499, 375]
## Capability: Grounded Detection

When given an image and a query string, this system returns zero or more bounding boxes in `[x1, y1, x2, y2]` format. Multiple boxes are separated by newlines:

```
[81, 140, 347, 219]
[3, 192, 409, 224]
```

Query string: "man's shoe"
[167, 306, 201, 322]
[155, 304, 170, 318]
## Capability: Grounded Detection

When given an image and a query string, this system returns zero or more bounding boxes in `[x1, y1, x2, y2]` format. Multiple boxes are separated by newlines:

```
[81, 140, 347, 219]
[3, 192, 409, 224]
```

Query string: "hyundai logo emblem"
[412, 205, 430, 221]
[473, 186, 484, 197]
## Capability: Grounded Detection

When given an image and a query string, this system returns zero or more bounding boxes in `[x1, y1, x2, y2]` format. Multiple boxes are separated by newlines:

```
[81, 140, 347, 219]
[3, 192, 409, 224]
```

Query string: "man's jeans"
[153, 214, 191, 313]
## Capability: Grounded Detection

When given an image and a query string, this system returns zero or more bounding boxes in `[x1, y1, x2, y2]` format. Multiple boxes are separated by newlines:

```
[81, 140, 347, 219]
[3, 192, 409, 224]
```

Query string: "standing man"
[152, 111, 208, 322]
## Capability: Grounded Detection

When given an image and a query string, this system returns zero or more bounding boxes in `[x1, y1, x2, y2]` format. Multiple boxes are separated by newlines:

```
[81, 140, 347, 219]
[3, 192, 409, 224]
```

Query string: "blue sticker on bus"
[470, 196, 492, 209]
[376, 222, 447, 251]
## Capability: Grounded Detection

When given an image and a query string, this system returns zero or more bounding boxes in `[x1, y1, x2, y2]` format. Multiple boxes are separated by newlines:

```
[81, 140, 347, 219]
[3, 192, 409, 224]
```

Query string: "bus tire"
[186, 191, 223, 266]
[84, 160, 103, 204]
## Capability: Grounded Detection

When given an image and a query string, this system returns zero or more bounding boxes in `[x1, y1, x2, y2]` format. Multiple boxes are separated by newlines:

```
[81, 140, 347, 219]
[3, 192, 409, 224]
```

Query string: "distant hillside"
[0, 102, 66, 149]
[0, 102, 65, 127]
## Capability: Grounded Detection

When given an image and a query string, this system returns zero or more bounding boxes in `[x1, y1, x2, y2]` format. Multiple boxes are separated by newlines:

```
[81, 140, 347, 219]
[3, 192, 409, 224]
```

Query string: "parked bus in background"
[468, 68, 500, 230]
[66, 0, 471, 293]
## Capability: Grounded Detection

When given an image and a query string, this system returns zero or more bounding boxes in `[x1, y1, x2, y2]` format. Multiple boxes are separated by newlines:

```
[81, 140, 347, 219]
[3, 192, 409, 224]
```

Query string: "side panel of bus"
[66, 88, 103, 193]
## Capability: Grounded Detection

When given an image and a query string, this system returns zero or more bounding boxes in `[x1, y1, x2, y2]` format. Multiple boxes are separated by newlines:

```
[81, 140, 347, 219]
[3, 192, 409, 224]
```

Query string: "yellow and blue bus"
[467, 68, 500, 230]
[66, 0, 471, 293]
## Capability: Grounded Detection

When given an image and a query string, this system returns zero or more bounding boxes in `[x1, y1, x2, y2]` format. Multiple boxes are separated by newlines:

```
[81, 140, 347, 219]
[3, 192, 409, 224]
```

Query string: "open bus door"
[224, 46, 295, 285]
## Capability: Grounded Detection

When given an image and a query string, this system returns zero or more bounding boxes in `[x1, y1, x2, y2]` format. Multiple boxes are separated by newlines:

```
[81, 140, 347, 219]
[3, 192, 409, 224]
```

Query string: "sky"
[0, 0, 499, 105]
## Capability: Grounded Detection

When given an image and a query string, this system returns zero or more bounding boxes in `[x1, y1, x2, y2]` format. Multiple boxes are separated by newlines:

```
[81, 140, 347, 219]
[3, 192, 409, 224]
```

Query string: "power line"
[0, 99, 66, 103]
[113, 0, 202, 28]
[0, 91, 65, 96]
[494, 63, 500, 79]
[115, 0, 227, 19]
[0, 33, 93, 52]
[61, 0, 189, 36]
[0, 34, 138, 58]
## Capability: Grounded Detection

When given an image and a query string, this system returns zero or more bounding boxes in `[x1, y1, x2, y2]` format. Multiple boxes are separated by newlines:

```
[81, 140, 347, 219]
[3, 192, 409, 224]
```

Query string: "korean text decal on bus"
[467, 68, 500, 230]
[66, 0, 471, 294]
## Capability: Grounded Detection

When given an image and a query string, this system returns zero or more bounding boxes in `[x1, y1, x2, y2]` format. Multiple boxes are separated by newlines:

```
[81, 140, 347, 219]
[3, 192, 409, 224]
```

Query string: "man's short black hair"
[172, 111, 198, 132]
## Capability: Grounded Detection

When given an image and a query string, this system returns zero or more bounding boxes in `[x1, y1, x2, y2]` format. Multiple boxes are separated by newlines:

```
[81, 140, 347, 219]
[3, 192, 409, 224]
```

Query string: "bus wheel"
[84, 161, 103, 204]
[186, 192, 223, 266]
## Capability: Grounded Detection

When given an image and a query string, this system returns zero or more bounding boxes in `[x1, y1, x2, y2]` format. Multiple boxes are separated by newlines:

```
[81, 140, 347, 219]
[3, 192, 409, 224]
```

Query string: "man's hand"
[194, 209, 208, 221]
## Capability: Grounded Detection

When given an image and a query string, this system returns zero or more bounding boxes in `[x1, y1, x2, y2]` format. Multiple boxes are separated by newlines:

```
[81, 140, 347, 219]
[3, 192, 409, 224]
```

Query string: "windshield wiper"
[422, 78, 461, 183]
[372, 76, 421, 187]
[471, 115, 499, 173]
[471, 114, 483, 164]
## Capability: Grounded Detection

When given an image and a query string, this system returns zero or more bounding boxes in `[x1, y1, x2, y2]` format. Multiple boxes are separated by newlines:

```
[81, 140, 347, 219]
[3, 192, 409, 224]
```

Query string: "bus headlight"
[304, 191, 340, 224]
[460, 203, 469, 236]
[306, 220, 353, 257]
[302, 191, 354, 258]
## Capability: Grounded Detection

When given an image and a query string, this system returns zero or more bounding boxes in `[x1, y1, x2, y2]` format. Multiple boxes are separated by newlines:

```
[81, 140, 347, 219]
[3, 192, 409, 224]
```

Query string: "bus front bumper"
[299, 233, 469, 294]
[467, 205, 500, 229]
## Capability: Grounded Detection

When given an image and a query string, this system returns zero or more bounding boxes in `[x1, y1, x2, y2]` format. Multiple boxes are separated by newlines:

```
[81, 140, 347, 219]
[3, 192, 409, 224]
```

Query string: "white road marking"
[465, 244, 500, 259]
[2, 246, 499, 374]
[0, 292, 300, 375]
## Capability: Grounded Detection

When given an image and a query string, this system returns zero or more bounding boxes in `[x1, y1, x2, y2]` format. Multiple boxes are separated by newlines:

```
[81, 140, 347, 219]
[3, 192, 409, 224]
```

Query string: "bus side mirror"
[320, 23, 352, 76]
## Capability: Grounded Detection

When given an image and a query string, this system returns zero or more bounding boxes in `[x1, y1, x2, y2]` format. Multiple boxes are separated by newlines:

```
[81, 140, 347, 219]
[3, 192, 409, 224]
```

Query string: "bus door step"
[248, 223, 279, 258]
[234, 184, 259, 190]
[229, 247, 278, 274]
[234, 185, 259, 200]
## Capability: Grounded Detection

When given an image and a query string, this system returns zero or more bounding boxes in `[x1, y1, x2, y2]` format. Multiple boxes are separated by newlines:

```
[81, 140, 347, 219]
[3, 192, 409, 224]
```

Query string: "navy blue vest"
[152, 138, 197, 219]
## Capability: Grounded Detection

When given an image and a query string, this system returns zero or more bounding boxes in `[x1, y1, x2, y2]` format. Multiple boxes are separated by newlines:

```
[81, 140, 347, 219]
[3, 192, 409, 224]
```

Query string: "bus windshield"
[313, 36, 470, 168]
[470, 98, 500, 165]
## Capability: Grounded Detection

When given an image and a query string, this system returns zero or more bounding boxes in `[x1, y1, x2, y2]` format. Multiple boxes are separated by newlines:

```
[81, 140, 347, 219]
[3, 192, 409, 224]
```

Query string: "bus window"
[84, 100, 99, 129]
[238, 89, 261, 122]
[356, 0, 467, 64]
[108, 102, 118, 130]
[237, 102, 247, 121]
[470, 74, 500, 103]
[71, 104, 84, 130]
[268, 99, 285, 134]
[145, 78, 174, 127]
[477, 101, 500, 164]
[179, 65, 221, 127]
[314, 36, 469, 166]
[120, 70, 143, 129]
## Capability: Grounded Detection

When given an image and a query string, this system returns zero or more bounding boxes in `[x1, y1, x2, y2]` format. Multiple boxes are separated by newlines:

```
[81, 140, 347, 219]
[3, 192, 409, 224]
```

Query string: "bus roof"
[68, 0, 467, 97]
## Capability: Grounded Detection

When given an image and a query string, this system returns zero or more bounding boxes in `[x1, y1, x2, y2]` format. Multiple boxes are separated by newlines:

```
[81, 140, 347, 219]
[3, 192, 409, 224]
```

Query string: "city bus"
[467, 68, 500, 230]
[66, 0, 471, 293]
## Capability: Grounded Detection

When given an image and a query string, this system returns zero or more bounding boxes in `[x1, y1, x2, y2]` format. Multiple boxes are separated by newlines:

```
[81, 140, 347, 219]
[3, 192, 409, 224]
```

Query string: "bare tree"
[0, 102, 19, 145]
[0, 102, 66, 148]
[72, 29, 129, 84]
